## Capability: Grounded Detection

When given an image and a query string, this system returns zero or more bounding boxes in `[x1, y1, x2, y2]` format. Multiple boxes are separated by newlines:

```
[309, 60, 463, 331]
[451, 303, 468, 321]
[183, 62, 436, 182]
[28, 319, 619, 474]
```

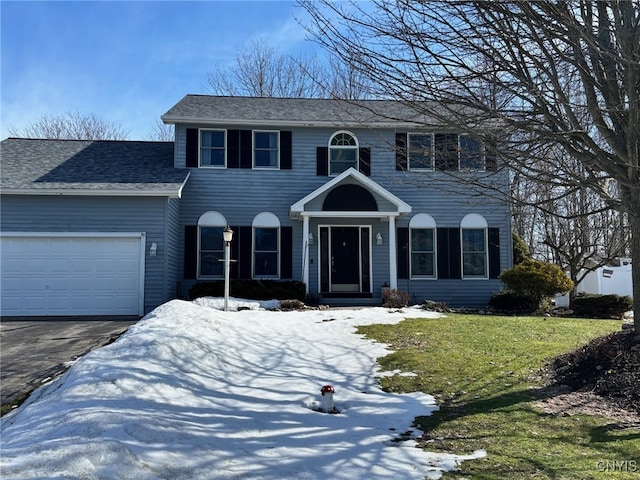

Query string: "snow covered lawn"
[1, 298, 485, 479]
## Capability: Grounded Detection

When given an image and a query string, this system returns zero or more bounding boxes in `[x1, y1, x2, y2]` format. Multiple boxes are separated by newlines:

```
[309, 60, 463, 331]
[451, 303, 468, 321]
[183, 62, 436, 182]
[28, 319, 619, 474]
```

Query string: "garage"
[1, 233, 145, 317]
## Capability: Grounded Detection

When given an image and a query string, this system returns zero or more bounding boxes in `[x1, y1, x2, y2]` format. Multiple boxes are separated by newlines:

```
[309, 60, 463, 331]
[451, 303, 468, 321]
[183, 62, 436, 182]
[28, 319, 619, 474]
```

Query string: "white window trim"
[409, 214, 437, 279]
[199, 128, 227, 168]
[329, 130, 359, 177]
[460, 214, 489, 280]
[252, 212, 281, 279]
[197, 211, 227, 279]
[253, 130, 280, 170]
[407, 132, 435, 172]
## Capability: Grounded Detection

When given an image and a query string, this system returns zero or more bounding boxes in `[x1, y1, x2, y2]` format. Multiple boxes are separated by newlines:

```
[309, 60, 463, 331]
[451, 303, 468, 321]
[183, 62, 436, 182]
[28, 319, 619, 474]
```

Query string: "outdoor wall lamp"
[308, 232, 314, 245]
[223, 226, 234, 311]
[376, 232, 383, 245]
[149, 242, 157, 256]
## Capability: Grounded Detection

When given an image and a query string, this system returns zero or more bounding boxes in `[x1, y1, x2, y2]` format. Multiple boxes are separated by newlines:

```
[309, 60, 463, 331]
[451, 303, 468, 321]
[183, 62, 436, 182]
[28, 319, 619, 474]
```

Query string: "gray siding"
[175, 123, 512, 308]
[0, 195, 172, 313]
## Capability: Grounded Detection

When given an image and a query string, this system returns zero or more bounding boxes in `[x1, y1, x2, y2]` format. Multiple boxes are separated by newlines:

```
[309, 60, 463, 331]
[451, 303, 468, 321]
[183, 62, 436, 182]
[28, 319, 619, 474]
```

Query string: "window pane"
[255, 132, 278, 149]
[200, 253, 223, 276]
[409, 134, 433, 170]
[201, 148, 225, 167]
[255, 150, 278, 167]
[460, 135, 483, 170]
[201, 227, 223, 250]
[434, 133, 458, 171]
[255, 252, 278, 276]
[463, 253, 485, 276]
[201, 130, 224, 148]
[411, 229, 434, 251]
[255, 227, 278, 251]
[411, 253, 434, 276]
[330, 148, 357, 175]
[462, 229, 485, 252]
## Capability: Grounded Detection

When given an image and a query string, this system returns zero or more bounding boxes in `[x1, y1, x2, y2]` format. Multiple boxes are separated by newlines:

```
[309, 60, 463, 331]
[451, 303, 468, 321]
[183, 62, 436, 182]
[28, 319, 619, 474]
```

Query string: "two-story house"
[0, 95, 512, 317]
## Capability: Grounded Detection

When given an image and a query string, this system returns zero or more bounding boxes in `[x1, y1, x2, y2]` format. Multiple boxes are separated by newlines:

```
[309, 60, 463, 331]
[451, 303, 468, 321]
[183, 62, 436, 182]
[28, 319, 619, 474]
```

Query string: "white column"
[388, 215, 397, 289]
[302, 215, 310, 293]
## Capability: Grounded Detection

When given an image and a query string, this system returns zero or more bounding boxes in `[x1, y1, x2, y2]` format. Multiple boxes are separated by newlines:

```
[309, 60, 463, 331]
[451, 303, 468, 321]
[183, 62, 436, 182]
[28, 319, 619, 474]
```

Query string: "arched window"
[329, 131, 358, 176]
[409, 214, 437, 278]
[197, 211, 227, 278]
[460, 214, 488, 278]
[252, 212, 281, 278]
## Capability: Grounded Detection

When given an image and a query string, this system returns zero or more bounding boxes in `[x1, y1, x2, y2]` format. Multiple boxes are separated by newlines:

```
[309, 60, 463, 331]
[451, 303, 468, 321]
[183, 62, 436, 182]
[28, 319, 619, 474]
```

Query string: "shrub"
[189, 280, 306, 301]
[499, 259, 574, 310]
[383, 288, 411, 308]
[571, 293, 633, 319]
[512, 232, 531, 265]
[489, 290, 535, 312]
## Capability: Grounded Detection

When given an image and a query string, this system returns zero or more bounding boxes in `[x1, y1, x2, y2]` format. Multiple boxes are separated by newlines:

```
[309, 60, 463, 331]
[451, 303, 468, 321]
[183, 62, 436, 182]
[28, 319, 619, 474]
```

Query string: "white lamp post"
[223, 226, 234, 312]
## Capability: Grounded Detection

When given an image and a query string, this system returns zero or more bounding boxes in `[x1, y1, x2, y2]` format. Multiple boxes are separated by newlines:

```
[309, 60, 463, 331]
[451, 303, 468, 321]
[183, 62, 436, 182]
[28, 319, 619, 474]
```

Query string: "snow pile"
[1, 299, 485, 479]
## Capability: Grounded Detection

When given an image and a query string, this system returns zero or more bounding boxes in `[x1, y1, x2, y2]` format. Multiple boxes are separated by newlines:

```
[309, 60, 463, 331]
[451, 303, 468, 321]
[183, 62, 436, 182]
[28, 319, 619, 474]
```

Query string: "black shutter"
[485, 135, 497, 171]
[317, 147, 328, 176]
[239, 226, 253, 279]
[395, 133, 407, 171]
[186, 129, 198, 167]
[280, 226, 293, 279]
[437, 228, 461, 279]
[280, 131, 292, 170]
[184, 225, 198, 279]
[397, 227, 410, 279]
[240, 130, 252, 169]
[358, 147, 371, 176]
[227, 130, 240, 168]
[488, 228, 501, 278]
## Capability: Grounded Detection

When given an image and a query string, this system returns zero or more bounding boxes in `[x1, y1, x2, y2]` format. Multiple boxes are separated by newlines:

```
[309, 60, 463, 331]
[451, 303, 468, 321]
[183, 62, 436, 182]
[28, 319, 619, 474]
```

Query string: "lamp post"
[223, 226, 234, 312]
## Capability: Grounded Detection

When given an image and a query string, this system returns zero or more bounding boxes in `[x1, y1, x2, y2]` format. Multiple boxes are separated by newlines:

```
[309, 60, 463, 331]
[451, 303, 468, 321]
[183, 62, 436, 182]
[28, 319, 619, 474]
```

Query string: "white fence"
[575, 259, 633, 299]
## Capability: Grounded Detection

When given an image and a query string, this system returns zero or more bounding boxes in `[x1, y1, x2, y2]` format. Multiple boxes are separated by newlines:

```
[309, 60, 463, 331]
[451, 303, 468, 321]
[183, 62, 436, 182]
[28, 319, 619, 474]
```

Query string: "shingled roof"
[0, 138, 189, 197]
[161, 95, 438, 128]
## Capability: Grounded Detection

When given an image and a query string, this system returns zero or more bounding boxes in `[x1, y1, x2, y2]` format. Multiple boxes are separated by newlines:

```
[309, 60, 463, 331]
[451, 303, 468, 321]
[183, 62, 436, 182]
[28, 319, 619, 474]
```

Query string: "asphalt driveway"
[0, 317, 139, 408]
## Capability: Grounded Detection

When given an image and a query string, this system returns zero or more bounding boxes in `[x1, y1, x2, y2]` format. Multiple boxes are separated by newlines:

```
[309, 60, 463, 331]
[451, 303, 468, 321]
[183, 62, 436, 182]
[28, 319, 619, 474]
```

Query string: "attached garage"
[0, 233, 145, 317]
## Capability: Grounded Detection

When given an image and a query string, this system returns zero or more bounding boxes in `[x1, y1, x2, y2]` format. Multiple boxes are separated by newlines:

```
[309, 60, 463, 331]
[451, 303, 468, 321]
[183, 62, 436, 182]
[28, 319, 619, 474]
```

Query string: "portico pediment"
[289, 168, 411, 220]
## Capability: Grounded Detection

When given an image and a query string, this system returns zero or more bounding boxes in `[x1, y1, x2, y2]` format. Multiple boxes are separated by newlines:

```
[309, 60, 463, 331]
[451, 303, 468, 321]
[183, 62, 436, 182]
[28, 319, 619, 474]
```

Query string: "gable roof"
[162, 95, 439, 129]
[0, 138, 189, 197]
[290, 167, 411, 220]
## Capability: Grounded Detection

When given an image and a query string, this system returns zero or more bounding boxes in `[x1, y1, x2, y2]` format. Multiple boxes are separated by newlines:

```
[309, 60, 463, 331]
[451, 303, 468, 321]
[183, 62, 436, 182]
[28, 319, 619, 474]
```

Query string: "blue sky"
[1, 0, 317, 140]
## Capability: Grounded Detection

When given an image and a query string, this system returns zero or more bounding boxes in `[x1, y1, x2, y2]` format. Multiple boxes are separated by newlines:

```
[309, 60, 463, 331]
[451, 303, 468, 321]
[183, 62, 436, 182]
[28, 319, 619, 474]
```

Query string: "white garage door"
[1, 233, 145, 316]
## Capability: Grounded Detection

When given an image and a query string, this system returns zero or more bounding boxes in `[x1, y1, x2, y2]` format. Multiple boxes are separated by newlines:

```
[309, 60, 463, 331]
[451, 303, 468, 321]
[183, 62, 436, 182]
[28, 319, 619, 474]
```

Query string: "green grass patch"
[358, 314, 639, 479]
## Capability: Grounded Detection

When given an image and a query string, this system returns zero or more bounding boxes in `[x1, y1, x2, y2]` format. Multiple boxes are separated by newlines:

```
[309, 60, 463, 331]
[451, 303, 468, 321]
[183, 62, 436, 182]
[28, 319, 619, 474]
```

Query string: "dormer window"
[329, 131, 358, 175]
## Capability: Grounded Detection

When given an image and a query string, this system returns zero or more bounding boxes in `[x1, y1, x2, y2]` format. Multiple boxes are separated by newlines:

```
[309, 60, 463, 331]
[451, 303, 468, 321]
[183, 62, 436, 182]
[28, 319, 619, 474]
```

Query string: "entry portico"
[290, 168, 411, 296]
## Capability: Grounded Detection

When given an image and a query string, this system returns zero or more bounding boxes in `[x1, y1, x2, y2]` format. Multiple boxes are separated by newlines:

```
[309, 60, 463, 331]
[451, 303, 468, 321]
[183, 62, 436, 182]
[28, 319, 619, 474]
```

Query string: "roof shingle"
[0, 138, 189, 196]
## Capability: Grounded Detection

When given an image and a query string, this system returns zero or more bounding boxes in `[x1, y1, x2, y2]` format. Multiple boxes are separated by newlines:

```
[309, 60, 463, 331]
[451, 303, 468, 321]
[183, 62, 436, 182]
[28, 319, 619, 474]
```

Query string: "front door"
[320, 226, 371, 294]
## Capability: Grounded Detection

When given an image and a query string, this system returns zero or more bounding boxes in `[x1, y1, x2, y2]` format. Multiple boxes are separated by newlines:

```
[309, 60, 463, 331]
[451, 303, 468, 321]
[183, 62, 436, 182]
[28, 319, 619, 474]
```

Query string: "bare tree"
[208, 40, 328, 98]
[301, 0, 640, 332]
[8, 111, 128, 140]
[148, 119, 175, 142]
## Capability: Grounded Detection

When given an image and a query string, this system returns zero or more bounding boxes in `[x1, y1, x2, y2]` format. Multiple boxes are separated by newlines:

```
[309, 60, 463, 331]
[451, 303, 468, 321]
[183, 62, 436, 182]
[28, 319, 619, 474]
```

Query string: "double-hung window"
[200, 130, 225, 167]
[459, 135, 484, 171]
[254, 131, 279, 169]
[461, 214, 488, 278]
[408, 133, 434, 170]
[411, 229, 436, 278]
[197, 211, 228, 278]
[253, 212, 280, 278]
[409, 214, 437, 278]
[199, 227, 224, 277]
[329, 131, 358, 175]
